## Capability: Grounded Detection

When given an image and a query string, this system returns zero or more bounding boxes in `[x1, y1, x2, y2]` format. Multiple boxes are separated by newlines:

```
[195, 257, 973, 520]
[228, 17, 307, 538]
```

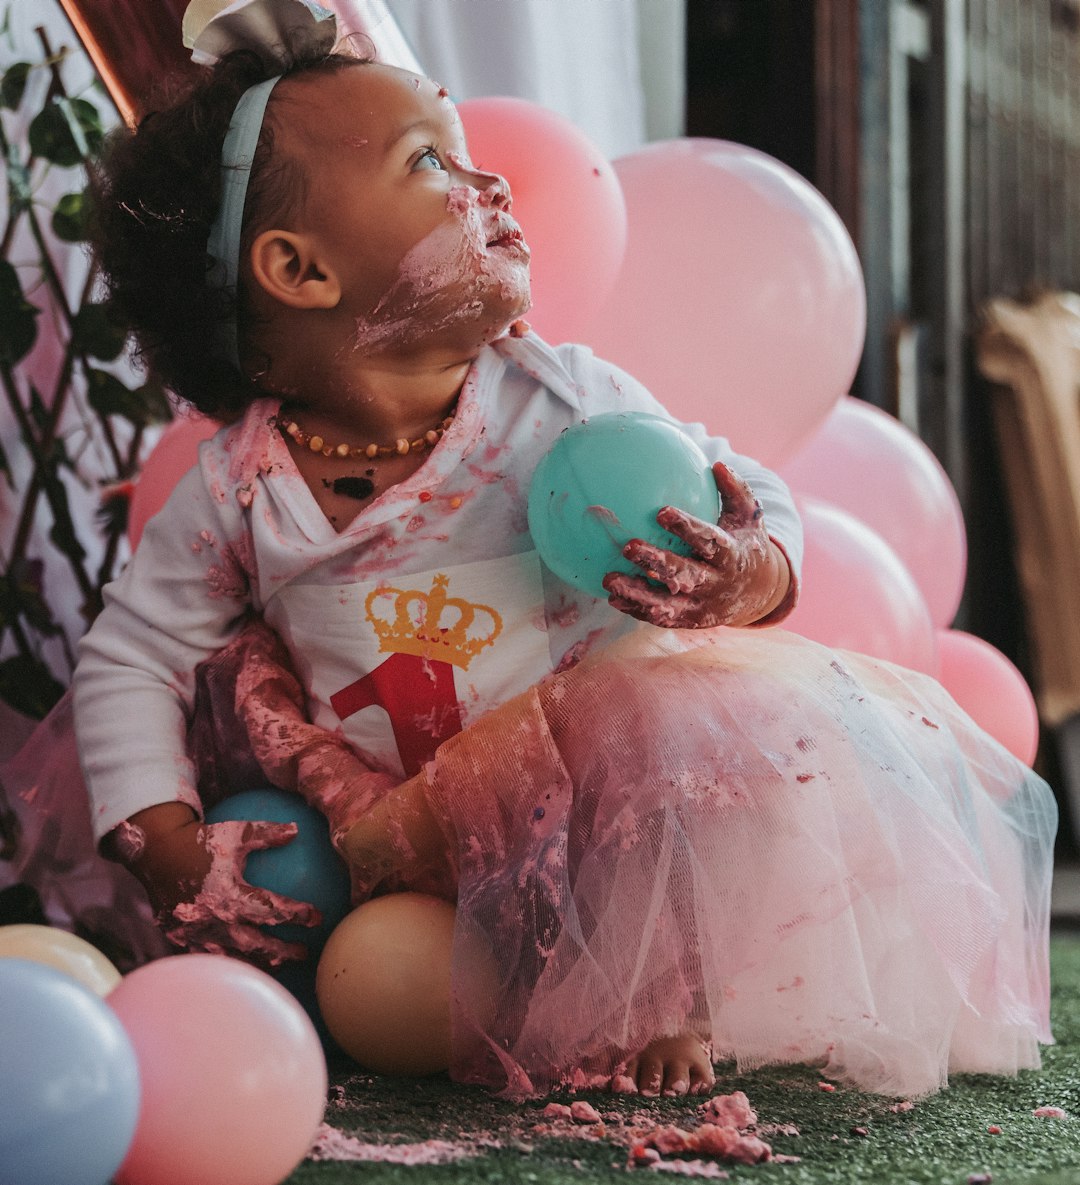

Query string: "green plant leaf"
[134, 376, 172, 424]
[96, 483, 132, 537]
[0, 61, 29, 110]
[43, 470, 86, 564]
[86, 367, 155, 426]
[0, 654, 65, 720]
[5, 141, 31, 213]
[4, 562, 62, 638]
[0, 259, 39, 363]
[27, 382, 50, 433]
[73, 302, 127, 361]
[28, 97, 104, 167]
[24, 385, 71, 471]
[51, 189, 88, 242]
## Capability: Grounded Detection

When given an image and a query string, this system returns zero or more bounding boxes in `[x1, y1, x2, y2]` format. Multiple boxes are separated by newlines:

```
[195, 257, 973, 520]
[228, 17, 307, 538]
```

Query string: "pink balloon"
[108, 954, 326, 1185]
[780, 398, 967, 627]
[785, 497, 938, 675]
[581, 139, 865, 464]
[936, 629, 1040, 766]
[456, 96, 627, 345]
[129, 414, 219, 550]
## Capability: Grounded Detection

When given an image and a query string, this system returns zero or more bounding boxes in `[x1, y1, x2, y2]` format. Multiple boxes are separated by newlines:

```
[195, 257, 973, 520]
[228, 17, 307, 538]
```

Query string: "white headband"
[206, 76, 281, 369]
[184, 0, 338, 369]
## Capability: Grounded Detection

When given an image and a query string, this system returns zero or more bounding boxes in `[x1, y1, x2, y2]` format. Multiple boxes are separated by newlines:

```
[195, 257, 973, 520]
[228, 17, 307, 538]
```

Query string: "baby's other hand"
[114, 803, 320, 966]
[602, 462, 791, 629]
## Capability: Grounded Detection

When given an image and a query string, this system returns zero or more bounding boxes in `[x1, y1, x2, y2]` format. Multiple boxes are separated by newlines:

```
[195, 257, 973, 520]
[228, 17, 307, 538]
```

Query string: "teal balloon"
[528, 412, 720, 598]
[205, 787, 351, 951]
[0, 959, 140, 1185]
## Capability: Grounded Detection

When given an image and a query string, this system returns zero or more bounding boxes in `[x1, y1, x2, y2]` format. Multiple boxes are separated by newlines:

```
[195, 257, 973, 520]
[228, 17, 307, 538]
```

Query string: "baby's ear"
[248, 229, 340, 310]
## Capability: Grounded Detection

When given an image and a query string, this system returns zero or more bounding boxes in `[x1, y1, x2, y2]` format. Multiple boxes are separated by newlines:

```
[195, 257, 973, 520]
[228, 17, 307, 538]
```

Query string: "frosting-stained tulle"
[4, 620, 1055, 1098]
[410, 625, 1054, 1098]
[0, 694, 168, 970]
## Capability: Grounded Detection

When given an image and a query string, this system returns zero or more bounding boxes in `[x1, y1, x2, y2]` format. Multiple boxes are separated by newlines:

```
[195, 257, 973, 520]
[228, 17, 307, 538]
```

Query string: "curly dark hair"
[90, 46, 373, 420]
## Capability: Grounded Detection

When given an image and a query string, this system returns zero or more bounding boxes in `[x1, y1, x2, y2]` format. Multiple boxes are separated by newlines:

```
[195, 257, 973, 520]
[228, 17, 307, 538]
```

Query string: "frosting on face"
[351, 183, 531, 355]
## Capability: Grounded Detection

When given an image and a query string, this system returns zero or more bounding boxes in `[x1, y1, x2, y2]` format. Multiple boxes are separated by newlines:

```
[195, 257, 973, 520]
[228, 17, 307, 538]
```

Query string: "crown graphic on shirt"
[364, 573, 503, 669]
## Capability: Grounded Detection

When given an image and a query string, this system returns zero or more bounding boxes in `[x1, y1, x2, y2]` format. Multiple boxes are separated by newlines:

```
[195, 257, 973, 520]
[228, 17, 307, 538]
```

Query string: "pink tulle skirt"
[2, 622, 1056, 1099]
[0, 694, 167, 969]
[417, 625, 1055, 1098]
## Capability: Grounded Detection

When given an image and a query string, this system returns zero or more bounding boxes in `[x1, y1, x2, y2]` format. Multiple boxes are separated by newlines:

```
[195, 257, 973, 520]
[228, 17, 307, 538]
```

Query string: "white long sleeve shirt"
[74, 333, 803, 841]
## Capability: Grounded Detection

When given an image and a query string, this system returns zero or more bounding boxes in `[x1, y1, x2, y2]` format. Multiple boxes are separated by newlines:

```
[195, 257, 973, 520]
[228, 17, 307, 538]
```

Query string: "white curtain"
[382, 0, 685, 160]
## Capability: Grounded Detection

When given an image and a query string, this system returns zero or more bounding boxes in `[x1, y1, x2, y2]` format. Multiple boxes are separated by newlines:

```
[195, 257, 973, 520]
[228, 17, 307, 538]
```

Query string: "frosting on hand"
[602, 461, 794, 630]
[165, 818, 321, 964]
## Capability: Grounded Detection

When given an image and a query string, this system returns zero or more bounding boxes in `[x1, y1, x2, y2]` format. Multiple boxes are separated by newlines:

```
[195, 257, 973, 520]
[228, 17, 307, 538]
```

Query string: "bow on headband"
[181, 0, 339, 369]
[183, 0, 338, 67]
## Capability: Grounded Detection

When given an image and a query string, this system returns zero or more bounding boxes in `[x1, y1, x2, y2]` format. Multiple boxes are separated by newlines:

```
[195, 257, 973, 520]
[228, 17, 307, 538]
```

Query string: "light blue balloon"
[205, 787, 351, 950]
[528, 412, 720, 598]
[0, 958, 140, 1185]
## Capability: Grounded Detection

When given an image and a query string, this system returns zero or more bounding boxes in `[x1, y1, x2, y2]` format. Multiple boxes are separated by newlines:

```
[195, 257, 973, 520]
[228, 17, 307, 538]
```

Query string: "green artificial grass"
[288, 933, 1080, 1184]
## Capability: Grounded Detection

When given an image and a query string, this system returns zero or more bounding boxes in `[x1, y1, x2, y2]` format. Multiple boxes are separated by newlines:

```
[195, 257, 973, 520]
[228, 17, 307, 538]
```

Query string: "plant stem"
[0, 359, 96, 607]
[7, 268, 94, 566]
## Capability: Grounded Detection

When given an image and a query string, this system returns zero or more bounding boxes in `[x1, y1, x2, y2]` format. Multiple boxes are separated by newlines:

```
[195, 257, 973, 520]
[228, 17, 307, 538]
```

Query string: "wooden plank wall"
[963, 0, 1080, 662]
[967, 0, 1080, 312]
[686, 0, 1080, 673]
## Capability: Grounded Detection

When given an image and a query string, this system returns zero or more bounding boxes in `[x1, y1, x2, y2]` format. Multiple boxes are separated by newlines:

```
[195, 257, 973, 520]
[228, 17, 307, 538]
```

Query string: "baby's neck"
[269, 342, 474, 445]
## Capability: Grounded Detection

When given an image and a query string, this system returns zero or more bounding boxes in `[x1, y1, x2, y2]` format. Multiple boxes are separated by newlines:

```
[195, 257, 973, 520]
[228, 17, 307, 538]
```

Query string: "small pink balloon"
[456, 96, 627, 345]
[780, 397, 967, 627]
[108, 954, 326, 1185]
[785, 497, 938, 675]
[581, 139, 865, 464]
[129, 414, 219, 550]
[936, 629, 1040, 766]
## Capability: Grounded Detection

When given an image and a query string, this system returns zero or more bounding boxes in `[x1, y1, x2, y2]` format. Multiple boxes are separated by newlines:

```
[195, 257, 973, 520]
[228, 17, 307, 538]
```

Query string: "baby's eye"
[412, 148, 446, 172]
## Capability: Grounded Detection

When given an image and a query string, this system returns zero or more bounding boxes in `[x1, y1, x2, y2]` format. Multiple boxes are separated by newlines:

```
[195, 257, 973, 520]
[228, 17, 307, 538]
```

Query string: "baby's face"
[271, 63, 532, 355]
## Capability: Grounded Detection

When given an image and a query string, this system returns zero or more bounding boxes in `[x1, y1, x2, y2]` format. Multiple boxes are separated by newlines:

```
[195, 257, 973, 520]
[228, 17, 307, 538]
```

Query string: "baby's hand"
[164, 818, 322, 965]
[602, 462, 790, 629]
[115, 804, 321, 966]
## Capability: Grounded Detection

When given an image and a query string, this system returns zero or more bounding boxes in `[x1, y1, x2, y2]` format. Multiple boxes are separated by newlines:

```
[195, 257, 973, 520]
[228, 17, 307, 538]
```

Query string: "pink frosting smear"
[351, 185, 530, 354]
[307, 1124, 477, 1164]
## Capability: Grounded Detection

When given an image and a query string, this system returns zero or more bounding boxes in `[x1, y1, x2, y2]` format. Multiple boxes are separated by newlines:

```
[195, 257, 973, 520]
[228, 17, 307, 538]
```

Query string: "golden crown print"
[364, 573, 502, 669]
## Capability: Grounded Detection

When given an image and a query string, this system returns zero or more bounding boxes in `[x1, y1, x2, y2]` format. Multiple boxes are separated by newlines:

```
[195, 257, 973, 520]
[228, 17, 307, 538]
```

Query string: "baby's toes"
[689, 1057, 717, 1096]
[661, 1062, 692, 1096]
[636, 1055, 665, 1097]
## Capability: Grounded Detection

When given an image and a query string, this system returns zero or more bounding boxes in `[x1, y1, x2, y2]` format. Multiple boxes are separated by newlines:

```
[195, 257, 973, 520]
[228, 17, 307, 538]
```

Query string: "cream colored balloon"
[316, 893, 457, 1076]
[0, 924, 121, 996]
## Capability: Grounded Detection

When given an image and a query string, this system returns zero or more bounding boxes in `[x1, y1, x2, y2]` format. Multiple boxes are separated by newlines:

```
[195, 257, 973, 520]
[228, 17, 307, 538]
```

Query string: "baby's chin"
[482, 292, 533, 345]
[351, 286, 532, 359]
[453, 272, 531, 347]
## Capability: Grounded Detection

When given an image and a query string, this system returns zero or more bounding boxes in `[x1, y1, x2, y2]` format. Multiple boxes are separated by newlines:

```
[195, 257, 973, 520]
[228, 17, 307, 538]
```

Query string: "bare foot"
[616, 1034, 716, 1097]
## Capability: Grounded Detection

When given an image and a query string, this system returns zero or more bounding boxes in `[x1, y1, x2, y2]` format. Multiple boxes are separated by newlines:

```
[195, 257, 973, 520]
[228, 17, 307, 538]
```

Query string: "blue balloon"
[527, 412, 721, 598]
[205, 787, 351, 950]
[0, 958, 140, 1185]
